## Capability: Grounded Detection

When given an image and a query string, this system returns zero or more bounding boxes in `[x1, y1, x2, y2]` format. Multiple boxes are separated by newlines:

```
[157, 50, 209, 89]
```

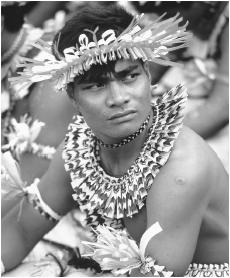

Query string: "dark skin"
[2, 60, 228, 277]
[129, 125, 229, 276]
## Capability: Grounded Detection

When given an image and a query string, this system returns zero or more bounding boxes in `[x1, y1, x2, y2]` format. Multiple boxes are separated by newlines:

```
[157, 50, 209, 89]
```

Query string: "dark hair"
[67, 57, 144, 100]
[52, 2, 133, 59]
[67, 61, 117, 99]
[51, 2, 134, 99]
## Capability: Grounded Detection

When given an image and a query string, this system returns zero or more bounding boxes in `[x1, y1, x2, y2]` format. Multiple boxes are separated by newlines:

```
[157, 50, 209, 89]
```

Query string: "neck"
[99, 110, 153, 177]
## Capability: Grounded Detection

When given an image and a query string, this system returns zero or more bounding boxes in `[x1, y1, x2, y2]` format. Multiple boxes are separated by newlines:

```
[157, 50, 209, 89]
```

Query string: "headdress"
[9, 13, 191, 92]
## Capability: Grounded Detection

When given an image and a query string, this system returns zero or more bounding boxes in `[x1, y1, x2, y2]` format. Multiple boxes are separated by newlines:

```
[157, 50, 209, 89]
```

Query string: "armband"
[1, 259, 5, 274]
[25, 178, 62, 222]
[139, 222, 173, 276]
[81, 222, 174, 276]
[30, 142, 56, 160]
[185, 262, 229, 277]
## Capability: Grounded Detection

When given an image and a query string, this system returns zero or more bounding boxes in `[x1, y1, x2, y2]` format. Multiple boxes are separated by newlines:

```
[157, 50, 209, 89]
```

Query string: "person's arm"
[1, 142, 75, 273]
[137, 127, 213, 276]
[2, 80, 76, 218]
[184, 24, 229, 138]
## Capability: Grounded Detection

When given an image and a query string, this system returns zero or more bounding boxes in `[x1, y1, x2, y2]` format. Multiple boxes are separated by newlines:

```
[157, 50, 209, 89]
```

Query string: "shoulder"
[29, 81, 75, 143]
[42, 141, 71, 190]
[38, 141, 75, 215]
[168, 125, 219, 186]
[147, 126, 218, 215]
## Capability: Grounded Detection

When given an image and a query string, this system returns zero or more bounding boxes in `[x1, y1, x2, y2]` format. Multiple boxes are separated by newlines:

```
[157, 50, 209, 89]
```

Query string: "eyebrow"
[99, 65, 139, 83]
[78, 64, 140, 85]
[114, 65, 139, 79]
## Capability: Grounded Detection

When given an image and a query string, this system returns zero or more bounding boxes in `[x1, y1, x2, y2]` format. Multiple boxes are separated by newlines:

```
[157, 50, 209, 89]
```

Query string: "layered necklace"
[63, 84, 187, 229]
[95, 113, 151, 149]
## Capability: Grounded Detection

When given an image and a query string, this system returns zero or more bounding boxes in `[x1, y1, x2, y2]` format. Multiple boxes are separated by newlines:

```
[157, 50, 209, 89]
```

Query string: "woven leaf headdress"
[9, 13, 191, 92]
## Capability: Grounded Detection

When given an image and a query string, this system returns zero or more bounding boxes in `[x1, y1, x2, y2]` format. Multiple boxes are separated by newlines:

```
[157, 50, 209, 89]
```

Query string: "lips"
[108, 109, 137, 120]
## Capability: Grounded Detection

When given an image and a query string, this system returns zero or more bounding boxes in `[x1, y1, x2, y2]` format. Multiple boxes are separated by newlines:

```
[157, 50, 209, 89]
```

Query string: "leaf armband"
[25, 178, 62, 222]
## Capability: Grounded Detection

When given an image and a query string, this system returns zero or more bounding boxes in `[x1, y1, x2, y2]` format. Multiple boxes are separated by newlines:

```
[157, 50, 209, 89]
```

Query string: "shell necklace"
[63, 84, 187, 226]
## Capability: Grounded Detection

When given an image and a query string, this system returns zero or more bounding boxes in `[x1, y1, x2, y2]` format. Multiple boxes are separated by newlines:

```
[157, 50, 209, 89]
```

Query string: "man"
[2, 3, 228, 277]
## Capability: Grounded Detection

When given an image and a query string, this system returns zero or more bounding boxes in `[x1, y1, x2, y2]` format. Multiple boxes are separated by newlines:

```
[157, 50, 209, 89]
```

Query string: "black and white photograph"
[1, 1, 229, 276]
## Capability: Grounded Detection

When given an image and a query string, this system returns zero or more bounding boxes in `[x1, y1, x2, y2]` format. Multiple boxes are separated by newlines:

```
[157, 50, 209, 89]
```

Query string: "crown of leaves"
[9, 13, 191, 91]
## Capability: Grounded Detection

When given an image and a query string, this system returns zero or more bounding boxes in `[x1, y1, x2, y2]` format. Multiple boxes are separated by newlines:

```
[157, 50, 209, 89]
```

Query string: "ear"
[71, 99, 82, 116]
[66, 84, 81, 115]
[143, 61, 152, 82]
[66, 83, 74, 98]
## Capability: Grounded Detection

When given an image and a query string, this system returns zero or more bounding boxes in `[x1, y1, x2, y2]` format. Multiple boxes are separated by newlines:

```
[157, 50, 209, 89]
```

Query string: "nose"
[106, 81, 129, 107]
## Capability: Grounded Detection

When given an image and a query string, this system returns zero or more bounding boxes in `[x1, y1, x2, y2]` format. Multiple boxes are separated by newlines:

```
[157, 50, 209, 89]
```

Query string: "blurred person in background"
[1, 2, 82, 275]
[1, 1, 75, 215]
[127, 1, 229, 171]
[25, 1, 67, 28]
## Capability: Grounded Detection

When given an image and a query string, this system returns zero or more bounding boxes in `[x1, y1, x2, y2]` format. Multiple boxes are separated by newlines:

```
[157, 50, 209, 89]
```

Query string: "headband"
[9, 13, 191, 92]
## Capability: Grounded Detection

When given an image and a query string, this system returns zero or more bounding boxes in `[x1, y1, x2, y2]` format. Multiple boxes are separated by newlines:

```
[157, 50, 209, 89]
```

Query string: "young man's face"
[73, 59, 152, 143]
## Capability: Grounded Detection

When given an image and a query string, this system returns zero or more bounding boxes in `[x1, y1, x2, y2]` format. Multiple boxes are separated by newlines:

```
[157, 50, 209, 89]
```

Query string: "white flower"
[29, 119, 45, 142]
[3, 115, 45, 158]
[1, 151, 26, 201]
[1, 151, 23, 187]
[82, 225, 142, 275]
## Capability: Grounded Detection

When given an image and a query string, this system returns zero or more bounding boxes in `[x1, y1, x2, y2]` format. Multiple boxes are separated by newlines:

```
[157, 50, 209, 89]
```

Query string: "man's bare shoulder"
[150, 125, 222, 205]
[146, 125, 224, 229]
[169, 125, 222, 181]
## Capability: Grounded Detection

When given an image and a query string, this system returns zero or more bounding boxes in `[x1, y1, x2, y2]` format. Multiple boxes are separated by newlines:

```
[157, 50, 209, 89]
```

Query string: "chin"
[111, 122, 140, 139]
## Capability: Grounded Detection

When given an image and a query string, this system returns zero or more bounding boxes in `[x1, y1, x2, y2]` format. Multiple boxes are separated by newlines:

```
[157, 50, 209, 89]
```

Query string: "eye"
[123, 72, 139, 83]
[83, 83, 105, 91]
